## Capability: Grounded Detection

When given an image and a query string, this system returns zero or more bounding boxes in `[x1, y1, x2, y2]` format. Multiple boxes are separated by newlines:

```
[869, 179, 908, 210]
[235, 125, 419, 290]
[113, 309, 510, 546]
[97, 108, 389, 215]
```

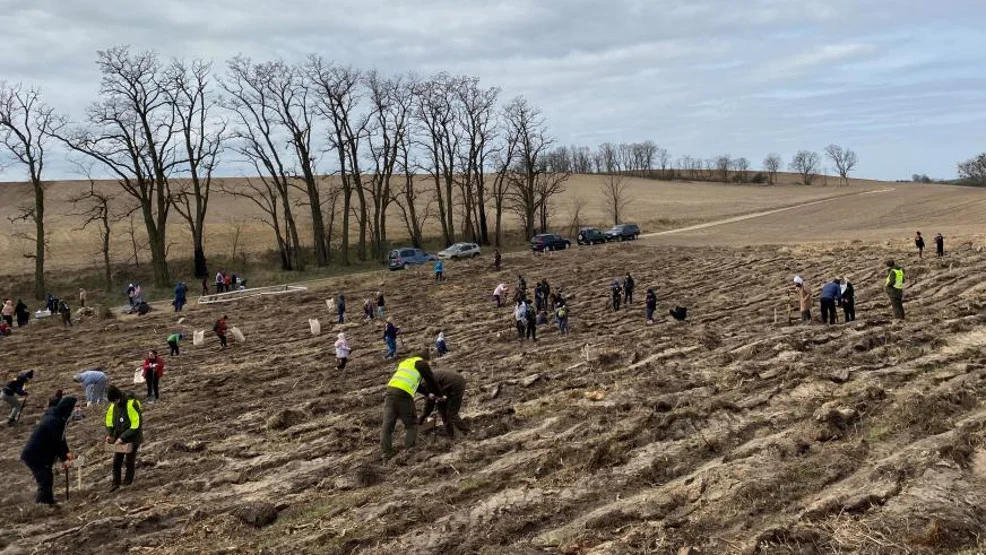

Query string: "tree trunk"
[192, 225, 207, 278]
[32, 182, 45, 299]
[146, 227, 171, 288]
[341, 182, 352, 266]
[102, 227, 112, 292]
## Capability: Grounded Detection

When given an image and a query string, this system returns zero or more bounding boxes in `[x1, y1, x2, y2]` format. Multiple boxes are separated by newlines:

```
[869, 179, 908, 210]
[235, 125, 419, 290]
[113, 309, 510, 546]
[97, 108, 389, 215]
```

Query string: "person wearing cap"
[2, 371, 33, 426]
[104, 385, 143, 491]
[20, 396, 77, 504]
[885, 260, 905, 320]
[383, 318, 400, 359]
[335, 332, 351, 370]
[167, 332, 184, 356]
[418, 368, 469, 438]
[74, 369, 108, 407]
[381, 349, 444, 459]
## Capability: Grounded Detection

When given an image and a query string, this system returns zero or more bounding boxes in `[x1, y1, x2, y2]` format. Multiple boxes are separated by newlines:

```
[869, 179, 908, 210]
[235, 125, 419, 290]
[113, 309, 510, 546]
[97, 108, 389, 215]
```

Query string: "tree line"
[0, 45, 865, 296]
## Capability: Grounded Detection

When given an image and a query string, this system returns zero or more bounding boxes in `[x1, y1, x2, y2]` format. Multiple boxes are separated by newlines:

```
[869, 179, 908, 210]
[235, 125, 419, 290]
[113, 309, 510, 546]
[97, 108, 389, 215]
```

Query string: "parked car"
[530, 233, 571, 252]
[438, 242, 481, 260]
[577, 227, 610, 245]
[605, 223, 641, 241]
[387, 247, 437, 270]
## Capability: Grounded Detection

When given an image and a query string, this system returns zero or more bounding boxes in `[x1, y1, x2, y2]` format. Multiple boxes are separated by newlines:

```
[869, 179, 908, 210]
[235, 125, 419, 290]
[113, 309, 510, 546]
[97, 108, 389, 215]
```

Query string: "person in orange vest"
[380, 349, 444, 460]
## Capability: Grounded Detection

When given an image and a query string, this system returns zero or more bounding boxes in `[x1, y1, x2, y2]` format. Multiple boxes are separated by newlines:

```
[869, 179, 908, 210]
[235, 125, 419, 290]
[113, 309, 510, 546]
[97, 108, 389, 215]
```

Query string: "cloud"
[0, 0, 984, 180]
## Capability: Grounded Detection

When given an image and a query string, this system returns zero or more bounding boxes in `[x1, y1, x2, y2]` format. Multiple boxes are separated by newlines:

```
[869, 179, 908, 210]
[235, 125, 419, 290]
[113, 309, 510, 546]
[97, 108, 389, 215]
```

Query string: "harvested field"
[4, 237, 986, 554]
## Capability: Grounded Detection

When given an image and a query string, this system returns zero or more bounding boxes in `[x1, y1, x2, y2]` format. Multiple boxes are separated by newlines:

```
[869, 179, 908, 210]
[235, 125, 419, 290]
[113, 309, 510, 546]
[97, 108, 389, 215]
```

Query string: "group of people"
[794, 258, 906, 324]
[212, 271, 246, 293]
[914, 231, 945, 259]
[508, 275, 570, 340]
[610, 273, 635, 311]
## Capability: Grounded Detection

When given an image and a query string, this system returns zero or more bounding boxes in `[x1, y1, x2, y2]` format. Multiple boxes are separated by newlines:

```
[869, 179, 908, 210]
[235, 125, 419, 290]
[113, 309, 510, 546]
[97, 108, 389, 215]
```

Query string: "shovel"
[15, 398, 28, 422]
[64, 465, 70, 500]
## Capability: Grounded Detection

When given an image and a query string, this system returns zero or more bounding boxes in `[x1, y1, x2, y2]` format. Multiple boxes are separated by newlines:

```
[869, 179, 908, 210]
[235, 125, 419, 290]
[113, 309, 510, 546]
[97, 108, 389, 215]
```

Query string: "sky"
[1, 0, 985, 181]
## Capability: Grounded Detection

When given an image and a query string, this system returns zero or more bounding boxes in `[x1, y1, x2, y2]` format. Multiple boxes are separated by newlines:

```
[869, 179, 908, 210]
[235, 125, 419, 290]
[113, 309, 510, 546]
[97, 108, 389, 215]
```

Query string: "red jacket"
[215, 319, 228, 336]
[143, 356, 165, 379]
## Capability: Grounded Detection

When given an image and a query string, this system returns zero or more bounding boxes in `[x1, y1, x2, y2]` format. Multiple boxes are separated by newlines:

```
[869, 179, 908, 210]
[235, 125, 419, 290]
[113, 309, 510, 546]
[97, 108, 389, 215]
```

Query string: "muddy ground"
[3, 239, 986, 554]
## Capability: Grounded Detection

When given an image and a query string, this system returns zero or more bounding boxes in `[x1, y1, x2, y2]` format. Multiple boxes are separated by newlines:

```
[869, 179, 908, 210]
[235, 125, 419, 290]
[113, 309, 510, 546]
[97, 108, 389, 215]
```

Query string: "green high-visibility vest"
[388, 357, 422, 396]
[886, 268, 904, 289]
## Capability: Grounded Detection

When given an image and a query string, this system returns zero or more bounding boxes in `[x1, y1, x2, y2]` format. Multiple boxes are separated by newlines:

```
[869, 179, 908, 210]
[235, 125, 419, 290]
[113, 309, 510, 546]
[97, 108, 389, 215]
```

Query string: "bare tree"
[56, 47, 178, 287]
[571, 145, 593, 174]
[790, 150, 821, 185]
[566, 196, 588, 240]
[601, 173, 631, 226]
[125, 212, 147, 268]
[69, 178, 115, 290]
[415, 73, 461, 246]
[165, 59, 225, 278]
[763, 154, 782, 185]
[656, 147, 671, 179]
[307, 58, 371, 263]
[733, 157, 750, 182]
[393, 127, 426, 247]
[0, 83, 64, 299]
[958, 153, 986, 185]
[825, 144, 858, 186]
[490, 116, 519, 247]
[714, 154, 732, 182]
[455, 76, 499, 244]
[221, 56, 303, 270]
[598, 142, 618, 174]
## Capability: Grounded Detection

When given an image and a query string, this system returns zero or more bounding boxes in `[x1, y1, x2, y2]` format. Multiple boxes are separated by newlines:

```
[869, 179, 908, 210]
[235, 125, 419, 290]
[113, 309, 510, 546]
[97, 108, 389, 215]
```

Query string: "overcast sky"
[2, 0, 984, 181]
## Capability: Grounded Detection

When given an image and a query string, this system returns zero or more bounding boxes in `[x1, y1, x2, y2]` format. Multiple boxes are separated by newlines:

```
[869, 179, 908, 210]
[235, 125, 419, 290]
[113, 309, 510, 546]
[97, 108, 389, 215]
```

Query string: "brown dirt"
[3, 240, 986, 554]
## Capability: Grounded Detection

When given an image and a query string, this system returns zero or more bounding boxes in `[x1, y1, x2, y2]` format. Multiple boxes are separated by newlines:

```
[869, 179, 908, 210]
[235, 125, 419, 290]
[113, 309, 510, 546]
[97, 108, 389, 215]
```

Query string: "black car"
[606, 223, 641, 241]
[531, 233, 571, 252]
[577, 227, 610, 245]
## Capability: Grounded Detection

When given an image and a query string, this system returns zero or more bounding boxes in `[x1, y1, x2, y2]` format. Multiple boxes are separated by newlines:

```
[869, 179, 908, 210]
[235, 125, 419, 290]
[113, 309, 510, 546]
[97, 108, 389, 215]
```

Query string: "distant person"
[3, 371, 33, 426]
[15, 299, 29, 327]
[514, 299, 527, 340]
[935, 233, 944, 258]
[173, 282, 187, 313]
[376, 292, 386, 320]
[383, 318, 400, 360]
[126, 283, 136, 308]
[525, 300, 538, 342]
[20, 396, 77, 505]
[611, 280, 623, 311]
[646, 288, 657, 324]
[819, 279, 841, 325]
[841, 278, 856, 322]
[534, 281, 546, 312]
[335, 332, 351, 370]
[517, 275, 527, 297]
[0, 321, 11, 337]
[336, 293, 346, 324]
[363, 298, 374, 321]
[215, 272, 225, 293]
[493, 283, 508, 308]
[2, 299, 14, 327]
[380, 350, 443, 460]
[79, 288, 87, 308]
[142, 351, 165, 402]
[555, 304, 570, 335]
[418, 368, 469, 438]
[224, 273, 233, 291]
[493, 249, 502, 272]
[74, 369, 108, 406]
[795, 279, 812, 322]
[623, 273, 635, 305]
[58, 300, 72, 327]
[214, 315, 229, 350]
[433, 259, 444, 282]
[104, 385, 143, 491]
[435, 331, 449, 357]
[885, 259, 905, 320]
[914, 231, 925, 258]
[167, 333, 183, 356]
[541, 280, 551, 309]
[201, 278, 210, 296]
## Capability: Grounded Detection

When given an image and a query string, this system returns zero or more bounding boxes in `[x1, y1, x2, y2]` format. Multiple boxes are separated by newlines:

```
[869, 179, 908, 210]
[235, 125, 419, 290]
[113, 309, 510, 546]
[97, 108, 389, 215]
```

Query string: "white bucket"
[309, 318, 321, 336]
[230, 327, 246, 343]
[326, 299, 333, 312]
[193, 330, 205, 346]
[133, 367, 146, 384]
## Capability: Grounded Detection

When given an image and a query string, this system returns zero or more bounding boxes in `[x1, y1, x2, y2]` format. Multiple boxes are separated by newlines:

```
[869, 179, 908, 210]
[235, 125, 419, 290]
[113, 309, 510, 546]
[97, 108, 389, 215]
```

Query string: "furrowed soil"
[4, 239, 986, 554]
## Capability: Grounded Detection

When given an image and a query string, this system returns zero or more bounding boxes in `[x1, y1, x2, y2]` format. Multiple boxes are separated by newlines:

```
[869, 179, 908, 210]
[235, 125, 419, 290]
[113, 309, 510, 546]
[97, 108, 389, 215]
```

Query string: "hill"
[3, 237, 986, 554]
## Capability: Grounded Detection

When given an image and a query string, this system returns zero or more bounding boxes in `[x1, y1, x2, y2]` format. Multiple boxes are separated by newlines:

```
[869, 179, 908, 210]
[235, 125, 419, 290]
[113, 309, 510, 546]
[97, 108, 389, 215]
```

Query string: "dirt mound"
[5, 242, 986, 554]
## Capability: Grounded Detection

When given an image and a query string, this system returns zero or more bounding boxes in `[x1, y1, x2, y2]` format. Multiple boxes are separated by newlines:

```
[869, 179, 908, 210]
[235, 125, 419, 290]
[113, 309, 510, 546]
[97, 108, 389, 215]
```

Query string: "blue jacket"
[820, 282, 842, 300]
[74, 370, 107, 387]
[21, 397, 76, 467]
[434, 261, 444, 273]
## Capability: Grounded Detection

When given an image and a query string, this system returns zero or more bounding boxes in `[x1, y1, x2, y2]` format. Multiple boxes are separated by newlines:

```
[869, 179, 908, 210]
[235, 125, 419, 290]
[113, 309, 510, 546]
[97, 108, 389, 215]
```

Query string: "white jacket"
[334, 338, 351, 358]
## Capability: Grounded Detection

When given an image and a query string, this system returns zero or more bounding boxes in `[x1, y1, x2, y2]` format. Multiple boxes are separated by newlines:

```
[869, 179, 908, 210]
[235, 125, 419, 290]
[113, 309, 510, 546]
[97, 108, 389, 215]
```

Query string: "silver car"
[438, 242, 481, 260]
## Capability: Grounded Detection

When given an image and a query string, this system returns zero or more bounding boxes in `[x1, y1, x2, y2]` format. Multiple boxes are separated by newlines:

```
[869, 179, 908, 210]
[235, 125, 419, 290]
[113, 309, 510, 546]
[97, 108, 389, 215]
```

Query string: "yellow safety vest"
[388, 357, 423, 396]
[885, 268, 904, 289]
[105, 399, 142, 431]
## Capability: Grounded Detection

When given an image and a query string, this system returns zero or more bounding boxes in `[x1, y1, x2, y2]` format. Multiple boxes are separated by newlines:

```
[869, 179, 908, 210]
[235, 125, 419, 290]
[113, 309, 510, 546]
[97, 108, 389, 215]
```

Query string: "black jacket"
[418, 370, 465, 422]
[106, 394, 144, 445]
[646, 292, 657, 310]
[2, 376, 29, 397]
[841, 282, 855, 302]
[21, 397, 76, 467]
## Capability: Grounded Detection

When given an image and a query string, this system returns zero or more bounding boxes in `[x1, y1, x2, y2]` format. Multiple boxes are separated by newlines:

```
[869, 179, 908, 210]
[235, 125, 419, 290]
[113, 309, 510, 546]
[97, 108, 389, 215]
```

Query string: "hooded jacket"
[3, 371, 33, 396]
[21, 397, 77, 467]
[106, 393, 143, 445]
